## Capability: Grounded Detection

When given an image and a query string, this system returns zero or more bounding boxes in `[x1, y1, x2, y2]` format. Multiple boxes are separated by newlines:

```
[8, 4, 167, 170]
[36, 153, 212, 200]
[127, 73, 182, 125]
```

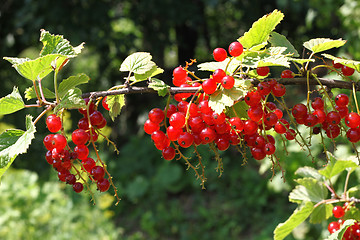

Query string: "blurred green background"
[1, 0, 360, 239]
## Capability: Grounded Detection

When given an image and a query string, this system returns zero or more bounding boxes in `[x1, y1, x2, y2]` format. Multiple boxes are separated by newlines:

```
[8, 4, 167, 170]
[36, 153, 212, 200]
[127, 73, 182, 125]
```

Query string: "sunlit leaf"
[131, 66, 164, 82]
[322, 54, 360, 72]
[148, 78, 169, 97]
[289, 178, 328, 203]
[0, 87, 25, 115]
[318, 152, 358, 179]
[269, 32, 299, 57]
[24, 86, 55, 100]
[58, 73, 90, 98]
[107, 94, 125, 121]
[303, 38, 346, 54]
[120, 52, 156, 74]
[309, 203, 333, 224]
[53, 88, 85, 112]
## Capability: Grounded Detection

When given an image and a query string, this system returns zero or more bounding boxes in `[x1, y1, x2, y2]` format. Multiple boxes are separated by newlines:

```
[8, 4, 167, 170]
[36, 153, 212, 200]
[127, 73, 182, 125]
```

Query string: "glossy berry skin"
[335, 105, 349, 119]
[177, 132, 194, 148]
[97, 178, 110, 192]
[198, 100, 212, 114]
[326, 124, 340, 139]
[345, 112, 360, 128]
[221, 75, 235, 89]
[228, 42, 244, 57]
[264, 142, 276, 155]
[44, 134, 55, 150]
[102, 96, 110, 110]
[148, 108, 165, 124]
[74, 144, 89, 160]
[162, 146, 176, 160]
[328, 221, 340, 233]
[304, 114, 318, 127]
[274, 119, 290, 134]
[229, 117, 244, 132]
[272, 83, 286, 97]
[144, 119, 160, 134]
[247, 105, 263, 122]
[91, 166, 105, 181]
[169, 112, 186, 128]
[326, 111, 341, 125]
[65, 174, 76, 185]
[72, 182, 84, 193]
[213, 69, 226, 83]
[46, 114, 62, 133]
[243, 120, 258, 135]
[292, 104, 308, 119]
[285, 129, 296, 140]
[52, 134, 67, 151]
[202, 78, 217, 95]
[78, 117, 90, 130]
[264, 112, 278, 127]
[72, 129, 89, 146]
[257, 82, 271, 96]
[251, 147, 266, 160]
[245, 91, 262, 107]
[216, 138, 230, 151]
[89, 111, 104, 126]
[173, 66, 187, 81]
[335, 94, 349, 107]
[347, 128, 360, 143]
[256, 66, 270, 76]
[311, 97, 324, 110]
[200, 127, 216, 144]
[332, 60, 342, 69]
[313, 109, 326, 124]
[280, 69, 294, 78]
[332, 205, 345, 218]
[82, 157, 96, 172]
[341, 65, 355, 76]
[151, 130, 166, 144]
[213, 48, 227, 62]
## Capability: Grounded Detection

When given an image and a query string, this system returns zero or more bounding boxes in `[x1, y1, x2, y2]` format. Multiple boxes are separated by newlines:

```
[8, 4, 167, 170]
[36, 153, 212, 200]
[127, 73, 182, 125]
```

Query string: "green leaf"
[322, 54, 360, 72]
[238, 9, 284, 49]
[289, 178, 328, 203]
[326, 219, 356, 240]
[0, 87, 25, 115]
[309, 203, 333, 224]
[3, 57, 31, 65]
[0, 115, 36, 179]
[209, 87, 245, 114]
[148, 78, 170, 97]
[225, 101, 249, 119]
[303, 38, 346, 54]
[318, 152, 358, 179]
[107, 94, 125, 121]
[241, 47, 291, 68]
[4, 54, 68, 81]
[120, 52, 156, 74]
[274, 201, 314, 240]
[24, 86, 55, 100]
[39, 29, 84, 57]
[197, 58, 242, 74]
[295, 166, 324, 181]
[131, 66, 164, 82]
[53, 88, 85, 112]
[269, 32, 300, 57]
[343, 206, 360, 221]
[58, 73, 90, 98]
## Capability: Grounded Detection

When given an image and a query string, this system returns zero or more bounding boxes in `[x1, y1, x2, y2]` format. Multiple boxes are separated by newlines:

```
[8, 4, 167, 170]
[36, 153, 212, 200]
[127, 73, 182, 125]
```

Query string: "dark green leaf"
[53, 88, 85, 112]
[269, 32, 300, 57]
[58, 73, 90, 98]
[0, 87, 25, 115]
[148, 78, 170, 97]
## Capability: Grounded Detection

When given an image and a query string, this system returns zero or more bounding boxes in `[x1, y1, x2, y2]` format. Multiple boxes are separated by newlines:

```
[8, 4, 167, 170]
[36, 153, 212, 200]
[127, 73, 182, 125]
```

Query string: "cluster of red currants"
[328, 204, 360, 239]
[43, 98, 110, 193]
[333, 60, 356, 77]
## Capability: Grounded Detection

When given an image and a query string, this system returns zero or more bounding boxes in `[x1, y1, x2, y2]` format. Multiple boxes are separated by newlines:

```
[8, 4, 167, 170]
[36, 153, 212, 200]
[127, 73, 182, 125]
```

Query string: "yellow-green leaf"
[303, 38, 346, 54]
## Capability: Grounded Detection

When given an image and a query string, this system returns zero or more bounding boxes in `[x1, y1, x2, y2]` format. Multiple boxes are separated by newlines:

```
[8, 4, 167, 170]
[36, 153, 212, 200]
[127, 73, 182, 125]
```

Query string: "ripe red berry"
[46, 114, 62, 133]
[274, 119, 290, 134]
[79, 98, 95, 115]
[212, 69, 226, 83]
[91, 165, 105, 181]
[212, 112, 226, 125]
[332, 206, 345, 219]
[326, 124, 340, 138]
[162, 146, 176, 160]
[245, 91, 262, 107]
[345, 112, 360, 128]
[257, 82, 271, 96]
[151, 130, 166, 145]
[202, 78, 218, 94]
[102, 96, 110, 110]
[263, 112, 278, 127]
[332, 60, 342, 69]
[304, 114, 318, 127]
[272, 83, 286, 97]
[229, 117, 244, 132]
[144, 119, 160, 135]
[341, 65, 355, 76]
[58, 171, 69, 182]
[347, 128, 360, 143]
[251, 147, 266, 160]
[280, 69, 294, 78]
[243, 120, 258, 135]
[89, 111, 104, 126]
[72, 129, 90, 145]
[169, 112, 186, 128]
[313, 109, 326, 124]
[177, 132, 194, 148]
[247, 105, 264, 122]
[52, 134, 67, 151]
[198, 100, 212, 114]
[97, 178, 110, 192]
[82, 157, 96, 172]
[335, 105, 349, 118]
[285, 129, 296, 140]
[200, 127, 216, 144]
[326, 111, 341, 125]
[173, 66, 187, 81]
[43, 134, 55, 150]
[311, 97, 324, 110]
[335, 93, 349, 107]
[213, 48, 227, 61]
[65, 174, 76, 185]
[292, 104, 308, 119]
[264, 142, 276, 155]
[78, 117, 90, 130]
[166, 126, 183, 141]
[72, 182, 84, 193]
[74, 144, 89, 160]
[216, 137, 230, 151]
[228, 42, 244, 57]
[256, 66, 270, 76]
[221, 75, 235, 89]
[148, 108, 165, 124]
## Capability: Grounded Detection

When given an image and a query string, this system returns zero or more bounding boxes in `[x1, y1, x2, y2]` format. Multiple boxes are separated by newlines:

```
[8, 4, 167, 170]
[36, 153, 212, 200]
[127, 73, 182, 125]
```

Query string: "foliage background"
[1, 0, 360, 239]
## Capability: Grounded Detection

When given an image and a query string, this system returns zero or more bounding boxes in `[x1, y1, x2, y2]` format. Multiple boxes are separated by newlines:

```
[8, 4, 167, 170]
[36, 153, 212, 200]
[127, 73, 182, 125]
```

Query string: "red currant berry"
[89, 111, 104, 126]
[247, 105, 264, 122]
[274, 119, 290, 134]
[46, 114, 62, 133]
[245, 91, 262, 107]
[332, 206, 345, 218]
[341, 65, 355, 76]
[74, 144, 89, 160]
[198, 100, 212, 114]
[65, 174, 76, 185]
[326, 111, 341, 125]
[144, 119, 160, 134]
[221, 75, 235, 89]
[347, 128, 360, 143]
[189, 117, 205, 133]
[213, 48, 227, 62]
[173, 66, 187, 81]
[58, 171, 69, 182]
[177, 132, 194, 148]
[311, 97, 324, 110]
[200, 127, 216, 144]
[229, 117, 244, 132]
[169, 112, 186, 128]
[91, 166, 105, 181]
[97, 178, 110, 192]
[243, 120, 258, 135]
[251, 147, 266, 160]
[345, 112, 360, 128]
[102, 96, 110, 110]
[162, 146, 176, 160]
[313, 109, 326, 124]
[148, 108, 165, 124]
[335, 93, 349, 107]
[212, 69, 226, 83]
[292, 104, 308, 119]
[45, 150, 53, 164]
[272, 83, 286, 97]
[72, 182, 84, 193]
[263, 112, 278, 127]
[257, 82, 271, 96]
[304, 114, 318, 127]
[79, 98, 95, 115]
[52, 134, 67, 151]
[166, 126, 183, 141]
[285, 129, 296, 140]
[212, 112, 226, 125]
[335, 105, 349, 118]
[165, 104, 177, 118]
[72, 129, 90, 146]
[151, 130, 166, 145]
[43, 134, 55, 151]
[280, 69, 294, 78]
[264, 142, 276, 155]
[274, 109, 283, 119]
[82, 157, 96, 172]
[326, 124, 340, 139]
[256, 66, 270, 76]
[216, 137, 230, 151]
[202, 78, 217, 95]
[78, 117, 90, 130]
[332, 60, 342, 69]
[228, 42, 244, 57]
